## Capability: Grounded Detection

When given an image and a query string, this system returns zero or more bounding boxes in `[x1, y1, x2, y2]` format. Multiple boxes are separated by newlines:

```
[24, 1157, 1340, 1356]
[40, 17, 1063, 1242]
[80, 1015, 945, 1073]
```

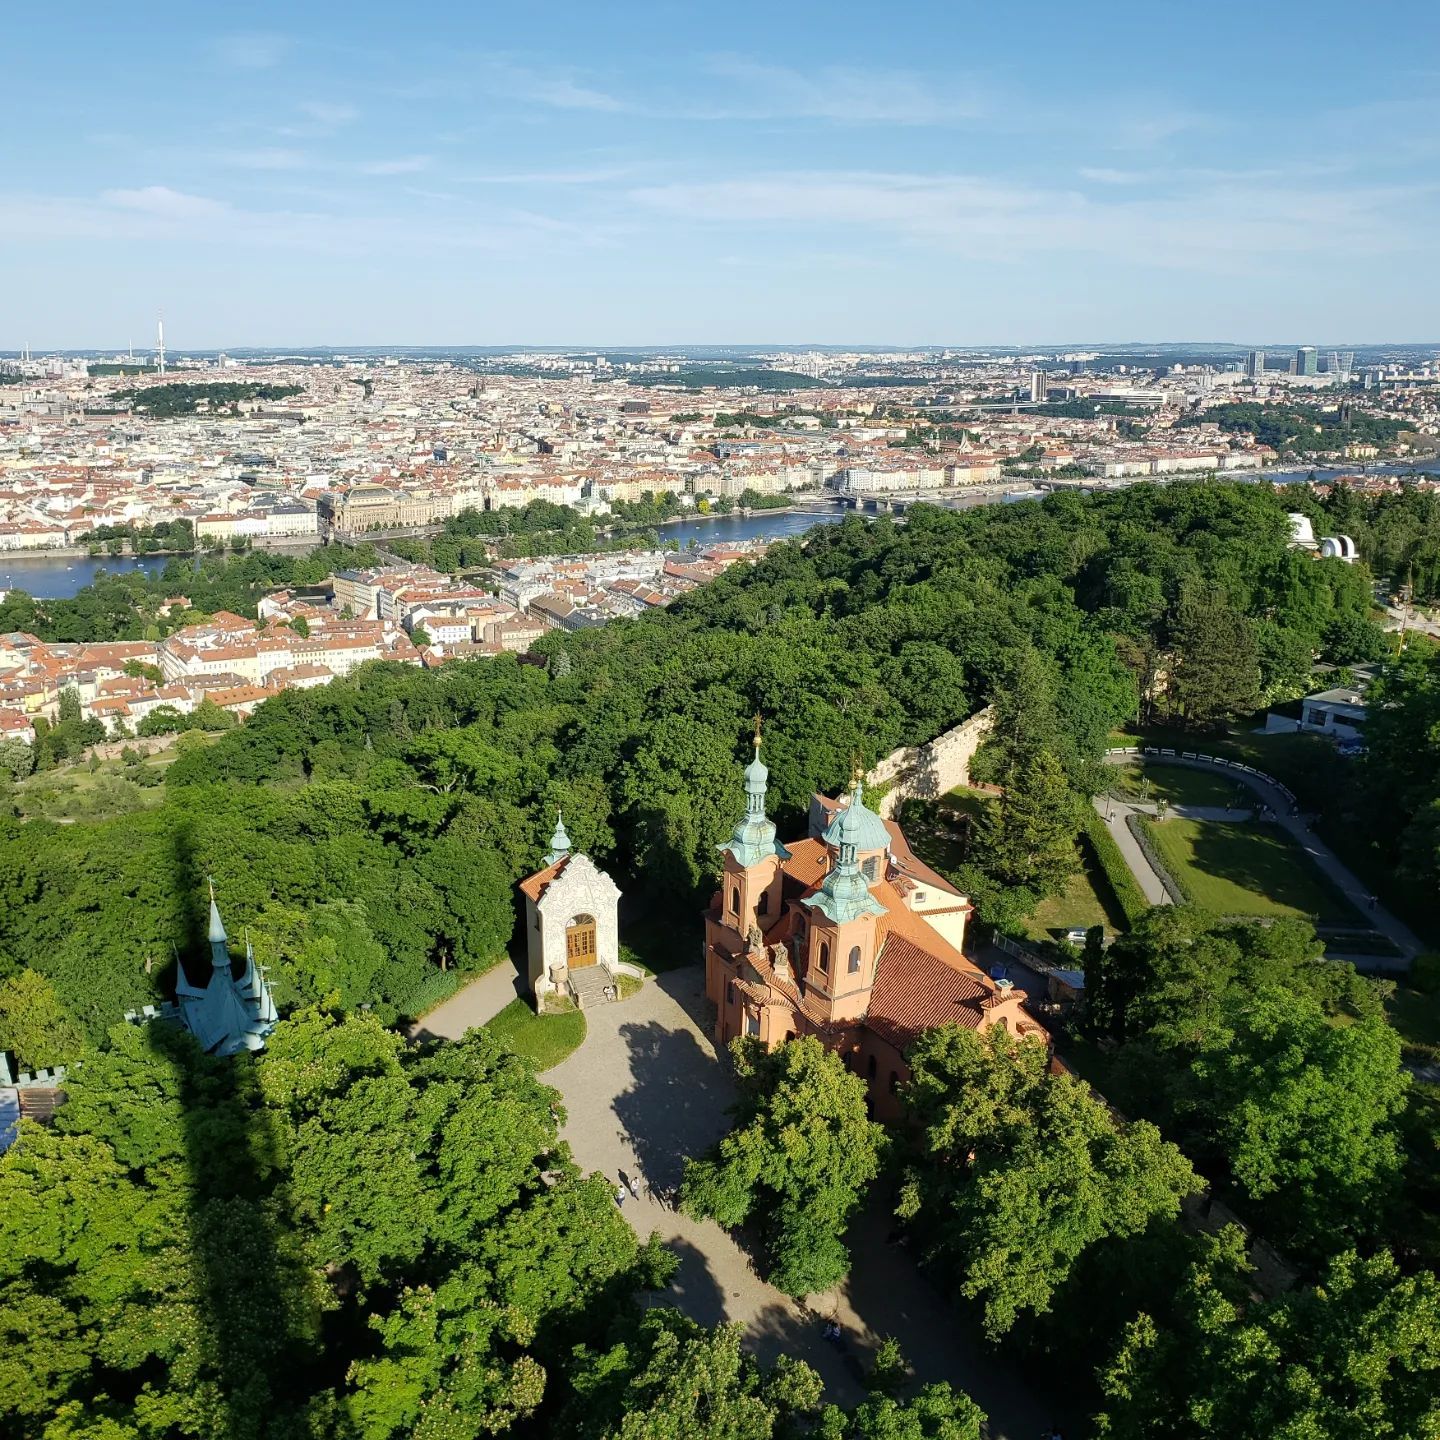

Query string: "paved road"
[405, 957, 526, 1043]
[1102, 754, 1423, 961]
[543, 966, 1062, 1440]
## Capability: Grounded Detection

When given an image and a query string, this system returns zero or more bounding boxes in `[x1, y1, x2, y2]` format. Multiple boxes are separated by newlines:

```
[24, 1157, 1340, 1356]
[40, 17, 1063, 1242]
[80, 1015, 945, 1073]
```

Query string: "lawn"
[484, 998, 586, 1071]
[1024, 851, 1126, 943]
[1110, 761, 1250, 811]
[1140, 816, 1362, 924]
[12, 745, 187, 822]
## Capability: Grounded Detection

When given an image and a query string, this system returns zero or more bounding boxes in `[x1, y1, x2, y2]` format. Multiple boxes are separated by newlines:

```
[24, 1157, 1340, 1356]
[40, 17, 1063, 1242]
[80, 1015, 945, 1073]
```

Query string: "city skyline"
[4, 0, 1440, 347]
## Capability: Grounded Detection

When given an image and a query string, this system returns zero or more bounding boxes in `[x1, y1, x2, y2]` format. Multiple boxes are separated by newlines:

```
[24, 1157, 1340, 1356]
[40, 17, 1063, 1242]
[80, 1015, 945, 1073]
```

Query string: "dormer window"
[913, 890, 926, 904]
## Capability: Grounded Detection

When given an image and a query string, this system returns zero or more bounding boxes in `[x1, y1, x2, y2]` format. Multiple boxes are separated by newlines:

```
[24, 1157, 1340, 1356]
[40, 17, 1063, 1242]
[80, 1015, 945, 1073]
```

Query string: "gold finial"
[752, 711, 763, 749]
[850, 753, 864, 788]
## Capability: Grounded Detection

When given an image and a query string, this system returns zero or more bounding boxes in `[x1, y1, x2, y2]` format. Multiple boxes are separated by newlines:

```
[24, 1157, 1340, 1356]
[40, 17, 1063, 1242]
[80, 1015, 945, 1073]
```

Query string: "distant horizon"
[8, 339, 1440, 358]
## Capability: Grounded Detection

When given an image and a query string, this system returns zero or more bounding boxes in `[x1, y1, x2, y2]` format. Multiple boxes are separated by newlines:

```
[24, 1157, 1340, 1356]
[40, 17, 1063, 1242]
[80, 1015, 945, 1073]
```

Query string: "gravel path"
[543, 965, 1061, 1439]
[405, 958, 526, 1043]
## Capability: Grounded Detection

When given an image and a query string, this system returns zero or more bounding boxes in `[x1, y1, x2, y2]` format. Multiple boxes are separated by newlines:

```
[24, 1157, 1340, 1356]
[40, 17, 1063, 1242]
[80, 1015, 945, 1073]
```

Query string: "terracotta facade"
[704, 745, 1045, 1120]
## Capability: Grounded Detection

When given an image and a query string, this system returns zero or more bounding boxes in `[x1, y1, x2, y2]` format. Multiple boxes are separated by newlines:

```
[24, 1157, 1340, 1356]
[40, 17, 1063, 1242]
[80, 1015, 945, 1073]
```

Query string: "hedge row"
[1126, 814, 1190, 907]
[1080, 810, 1152, 928]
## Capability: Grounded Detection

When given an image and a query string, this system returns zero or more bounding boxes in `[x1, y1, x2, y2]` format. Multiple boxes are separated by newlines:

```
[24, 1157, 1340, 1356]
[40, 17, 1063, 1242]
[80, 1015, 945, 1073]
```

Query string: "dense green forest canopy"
[5, 479, 1440, 1437]
[1175, 401, 1409, 455]
[113, 382, 304, 417]
[0, 481, 1399, 1041]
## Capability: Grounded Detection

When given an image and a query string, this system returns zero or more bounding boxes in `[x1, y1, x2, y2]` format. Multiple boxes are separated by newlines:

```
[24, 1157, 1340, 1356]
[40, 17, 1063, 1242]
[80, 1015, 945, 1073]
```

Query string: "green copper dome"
[822, 778, 890, 855]
[720, 737, 790, 869]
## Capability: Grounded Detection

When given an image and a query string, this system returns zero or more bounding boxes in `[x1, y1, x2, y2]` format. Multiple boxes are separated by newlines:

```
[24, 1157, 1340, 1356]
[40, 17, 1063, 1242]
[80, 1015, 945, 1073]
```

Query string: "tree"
[1097, 1229, 1440, 1440]
[1168, 591, 1261, 729]
[975, 747, 1079, 895]
[816, 1384, 986, 1440]
[898, 1025, 1199, 1337]
[0, 738, 34, 780]
[0, 971, 88, 1071]
[564, 1309, 823, 1440]
[682, 1036, 886, 1298]
[1186, 989, 1408, 1254]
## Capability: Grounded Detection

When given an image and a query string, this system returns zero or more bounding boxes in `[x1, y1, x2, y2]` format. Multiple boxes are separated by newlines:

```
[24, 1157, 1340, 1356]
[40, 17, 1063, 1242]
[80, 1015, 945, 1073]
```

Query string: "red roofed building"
[704, 730, 1044, 1120]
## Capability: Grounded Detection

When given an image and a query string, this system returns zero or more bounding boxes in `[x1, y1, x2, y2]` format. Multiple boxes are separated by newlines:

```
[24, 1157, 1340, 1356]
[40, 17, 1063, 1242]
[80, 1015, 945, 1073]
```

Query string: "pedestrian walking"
[614, 1184, 626, 1209]
[628, 1174, 642, 1201]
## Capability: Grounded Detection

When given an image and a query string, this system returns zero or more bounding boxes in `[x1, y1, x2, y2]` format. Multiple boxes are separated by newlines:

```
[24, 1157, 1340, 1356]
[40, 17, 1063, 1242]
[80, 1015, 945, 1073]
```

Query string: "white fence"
[1105, 746, 1298, 811]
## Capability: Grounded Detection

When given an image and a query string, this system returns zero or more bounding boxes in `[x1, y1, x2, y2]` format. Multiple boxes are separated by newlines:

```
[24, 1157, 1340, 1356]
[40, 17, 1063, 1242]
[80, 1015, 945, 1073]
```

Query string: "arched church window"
[866, 1054, 877, 1080]
[848, 944, 862, 974]
[818, 940, 830, 974]
[757, 889, 769, 916]
[729, 884, 740, 915]
[888, 1070, 899, 1095]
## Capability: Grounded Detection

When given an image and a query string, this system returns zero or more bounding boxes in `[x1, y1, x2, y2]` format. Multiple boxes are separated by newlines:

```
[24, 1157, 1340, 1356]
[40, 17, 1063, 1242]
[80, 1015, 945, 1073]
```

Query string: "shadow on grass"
[1154, 818, 1361, 923]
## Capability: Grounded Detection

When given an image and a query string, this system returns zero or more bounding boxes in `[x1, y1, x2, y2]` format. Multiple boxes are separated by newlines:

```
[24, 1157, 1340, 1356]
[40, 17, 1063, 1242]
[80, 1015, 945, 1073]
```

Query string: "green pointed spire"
[805, 775, 886, 925]
[544, 810, 572, 866]
[720, 717, 790, 868]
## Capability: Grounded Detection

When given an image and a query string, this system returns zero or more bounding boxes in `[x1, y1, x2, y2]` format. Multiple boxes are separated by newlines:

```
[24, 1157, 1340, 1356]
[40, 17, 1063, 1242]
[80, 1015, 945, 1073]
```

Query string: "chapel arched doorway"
[566, 913, 598, 968]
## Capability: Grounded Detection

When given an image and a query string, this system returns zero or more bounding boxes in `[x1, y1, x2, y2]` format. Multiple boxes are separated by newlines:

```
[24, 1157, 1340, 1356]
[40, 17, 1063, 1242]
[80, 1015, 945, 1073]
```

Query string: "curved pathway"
[405, 957, 526, 1043]
[544, 965, 1062, 1439]
[1102, 752, 1422, 962]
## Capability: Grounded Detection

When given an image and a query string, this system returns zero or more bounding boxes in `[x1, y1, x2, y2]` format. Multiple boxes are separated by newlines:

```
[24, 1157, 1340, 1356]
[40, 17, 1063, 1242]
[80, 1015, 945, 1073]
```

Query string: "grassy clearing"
[1141, 816, 1361, 924]
[1024, 848, 1127, 943]
[11, 746, 186, 822]
[1110, 761, 1251, 811]
[485, 997, 586, 1071]
[1114, 726, 1339, 810]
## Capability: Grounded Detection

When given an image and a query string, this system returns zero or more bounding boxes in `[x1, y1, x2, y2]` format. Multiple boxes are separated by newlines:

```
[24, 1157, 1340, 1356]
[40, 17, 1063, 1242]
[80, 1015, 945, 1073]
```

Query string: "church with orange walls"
[703, 727, 1045, 1120]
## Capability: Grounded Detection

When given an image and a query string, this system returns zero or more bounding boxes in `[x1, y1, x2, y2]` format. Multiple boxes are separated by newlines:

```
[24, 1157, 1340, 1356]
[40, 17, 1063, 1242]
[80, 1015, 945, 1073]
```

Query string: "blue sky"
[3, 0, 1438, 348]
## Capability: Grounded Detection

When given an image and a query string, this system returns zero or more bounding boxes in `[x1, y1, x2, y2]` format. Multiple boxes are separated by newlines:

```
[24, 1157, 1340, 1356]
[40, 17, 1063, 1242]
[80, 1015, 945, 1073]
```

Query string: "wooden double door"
[565, 916, 597, 968]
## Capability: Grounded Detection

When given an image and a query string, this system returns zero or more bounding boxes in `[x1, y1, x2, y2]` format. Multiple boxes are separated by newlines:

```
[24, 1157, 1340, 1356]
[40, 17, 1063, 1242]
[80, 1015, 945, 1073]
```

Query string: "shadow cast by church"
[656, 1235, 728, 1328]
[610, 970, 735, 1197]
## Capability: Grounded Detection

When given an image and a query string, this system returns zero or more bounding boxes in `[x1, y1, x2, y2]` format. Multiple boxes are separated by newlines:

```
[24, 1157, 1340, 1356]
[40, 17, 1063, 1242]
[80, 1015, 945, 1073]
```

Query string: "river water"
[0, 510, 850, 600]
[4, 465, 1434, 601]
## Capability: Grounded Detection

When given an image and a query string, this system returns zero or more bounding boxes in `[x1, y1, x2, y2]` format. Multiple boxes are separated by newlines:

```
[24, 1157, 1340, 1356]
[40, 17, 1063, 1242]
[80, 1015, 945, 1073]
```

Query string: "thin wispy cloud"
[0, 185, 616, 257]
[478, 59, 626, 112]
[212, 32, 291, 70]
[630, 169, 1424, 270]
[299, 101, 358, 127]
[458, 165, 642, 185]
[690, 55, 984, 124]
[357, 155, 433, 175]
[223, 148, 311, 171]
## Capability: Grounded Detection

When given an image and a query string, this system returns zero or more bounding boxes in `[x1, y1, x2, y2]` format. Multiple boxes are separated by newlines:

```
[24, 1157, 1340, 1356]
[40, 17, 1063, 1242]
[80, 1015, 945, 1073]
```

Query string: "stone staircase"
[569, 963, 617, 1009]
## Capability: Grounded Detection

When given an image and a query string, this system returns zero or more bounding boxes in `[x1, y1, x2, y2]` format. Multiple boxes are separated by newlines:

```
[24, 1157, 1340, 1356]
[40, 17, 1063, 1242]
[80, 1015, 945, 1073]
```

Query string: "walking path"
[1092, 794, 1171, 906]
[405, 958, 525, 1043]
[544, 965, 1060, 1440]
[1101, 753, 1423, 961]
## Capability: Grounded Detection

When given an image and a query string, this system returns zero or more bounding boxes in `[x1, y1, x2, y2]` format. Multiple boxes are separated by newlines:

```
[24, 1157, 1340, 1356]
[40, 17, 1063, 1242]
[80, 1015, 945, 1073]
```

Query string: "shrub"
[1081, 810, 1151, 926]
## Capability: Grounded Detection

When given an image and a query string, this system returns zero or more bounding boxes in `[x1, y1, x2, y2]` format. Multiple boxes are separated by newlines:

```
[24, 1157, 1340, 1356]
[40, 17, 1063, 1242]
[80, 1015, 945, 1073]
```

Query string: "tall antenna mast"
[157, 314, 166, 375]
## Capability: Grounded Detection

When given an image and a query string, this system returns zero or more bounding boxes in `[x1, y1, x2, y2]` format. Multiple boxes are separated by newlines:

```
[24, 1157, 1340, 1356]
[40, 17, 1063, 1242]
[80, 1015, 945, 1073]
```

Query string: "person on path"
[614, 1184, 626, 1209]
[628, 1173, 642, 1201]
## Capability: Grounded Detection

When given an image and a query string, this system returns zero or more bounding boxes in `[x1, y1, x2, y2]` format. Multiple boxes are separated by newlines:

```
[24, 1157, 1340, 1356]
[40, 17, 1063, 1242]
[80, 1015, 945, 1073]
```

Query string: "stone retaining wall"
[870, 706, 995, 818]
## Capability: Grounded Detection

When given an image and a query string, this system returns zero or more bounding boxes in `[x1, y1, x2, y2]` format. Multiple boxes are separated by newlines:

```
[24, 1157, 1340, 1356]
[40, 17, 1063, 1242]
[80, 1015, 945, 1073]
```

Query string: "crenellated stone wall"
[869, 706, 995, 817]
